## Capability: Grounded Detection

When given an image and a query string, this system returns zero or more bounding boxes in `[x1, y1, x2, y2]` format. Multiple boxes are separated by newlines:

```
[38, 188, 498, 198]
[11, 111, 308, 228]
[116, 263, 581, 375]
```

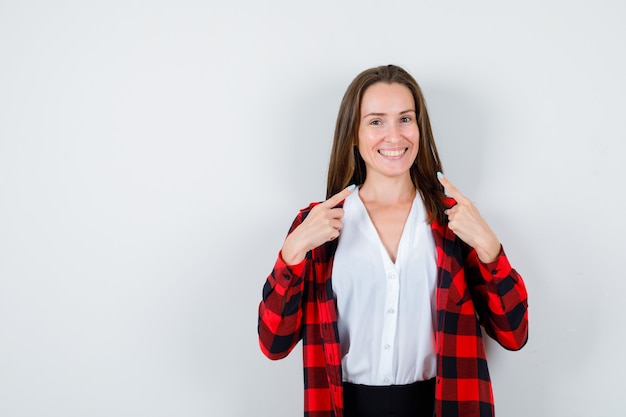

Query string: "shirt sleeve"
[464, 245, 529, 350]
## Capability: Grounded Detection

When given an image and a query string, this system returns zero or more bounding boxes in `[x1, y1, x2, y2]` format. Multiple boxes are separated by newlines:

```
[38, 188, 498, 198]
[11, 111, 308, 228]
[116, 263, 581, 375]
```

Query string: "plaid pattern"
[258, 201, 528, 417]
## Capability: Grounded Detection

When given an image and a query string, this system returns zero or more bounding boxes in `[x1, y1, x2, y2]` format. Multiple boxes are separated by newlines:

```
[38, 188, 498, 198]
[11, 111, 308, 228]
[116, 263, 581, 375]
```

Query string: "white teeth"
[379, 149, 406, 157]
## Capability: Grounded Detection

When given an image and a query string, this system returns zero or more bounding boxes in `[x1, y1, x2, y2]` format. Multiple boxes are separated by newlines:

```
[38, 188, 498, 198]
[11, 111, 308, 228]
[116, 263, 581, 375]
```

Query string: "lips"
[378, 148, 407, 157]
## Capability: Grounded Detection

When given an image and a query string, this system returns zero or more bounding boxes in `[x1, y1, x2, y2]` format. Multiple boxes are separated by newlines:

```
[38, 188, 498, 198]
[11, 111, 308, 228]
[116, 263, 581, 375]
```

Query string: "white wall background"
[1, 1, 624, 416]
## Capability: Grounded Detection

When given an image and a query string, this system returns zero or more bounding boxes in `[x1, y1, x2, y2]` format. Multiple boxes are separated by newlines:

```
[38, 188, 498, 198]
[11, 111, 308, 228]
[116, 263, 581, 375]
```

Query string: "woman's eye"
[370, 120, 382, 126]
[400, 116, 412, 123]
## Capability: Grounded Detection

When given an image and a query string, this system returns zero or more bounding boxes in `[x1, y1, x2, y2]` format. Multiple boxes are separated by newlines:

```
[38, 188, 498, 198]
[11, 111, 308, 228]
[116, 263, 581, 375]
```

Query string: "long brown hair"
[326, 64, 447, 223]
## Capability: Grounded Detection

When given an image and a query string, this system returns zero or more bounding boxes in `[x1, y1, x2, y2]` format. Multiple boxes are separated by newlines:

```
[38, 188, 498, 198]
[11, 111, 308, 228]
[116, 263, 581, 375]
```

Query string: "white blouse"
[331, 188, 437, 386]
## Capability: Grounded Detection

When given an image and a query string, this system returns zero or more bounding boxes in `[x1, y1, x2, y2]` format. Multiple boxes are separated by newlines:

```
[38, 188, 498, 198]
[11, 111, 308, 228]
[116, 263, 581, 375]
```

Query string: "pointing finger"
[322, 184, 356, 208]
[437, 172, 469, 204]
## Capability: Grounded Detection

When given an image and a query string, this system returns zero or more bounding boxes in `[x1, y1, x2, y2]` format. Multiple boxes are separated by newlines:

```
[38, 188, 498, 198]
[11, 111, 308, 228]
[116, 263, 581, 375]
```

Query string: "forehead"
[360, 82, 415, 113]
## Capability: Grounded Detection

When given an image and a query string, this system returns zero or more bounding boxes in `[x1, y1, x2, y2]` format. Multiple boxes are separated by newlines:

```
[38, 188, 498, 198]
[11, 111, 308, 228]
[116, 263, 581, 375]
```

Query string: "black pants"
[343, 379, 435, 417]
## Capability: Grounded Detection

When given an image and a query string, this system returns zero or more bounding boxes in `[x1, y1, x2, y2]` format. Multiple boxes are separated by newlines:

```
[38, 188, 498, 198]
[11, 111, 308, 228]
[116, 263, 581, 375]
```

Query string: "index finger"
[322, 184, 356, 208]
[437, 172, 470, 204]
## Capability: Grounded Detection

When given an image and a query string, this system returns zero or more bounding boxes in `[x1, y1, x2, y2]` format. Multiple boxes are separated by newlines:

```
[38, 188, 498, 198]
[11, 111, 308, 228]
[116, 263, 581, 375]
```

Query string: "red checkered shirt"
[258, 201, 528, 417]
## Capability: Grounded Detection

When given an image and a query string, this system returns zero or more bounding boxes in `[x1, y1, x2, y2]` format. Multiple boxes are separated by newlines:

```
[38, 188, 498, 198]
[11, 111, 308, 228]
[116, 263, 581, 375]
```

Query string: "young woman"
[258, 64, 528, 417]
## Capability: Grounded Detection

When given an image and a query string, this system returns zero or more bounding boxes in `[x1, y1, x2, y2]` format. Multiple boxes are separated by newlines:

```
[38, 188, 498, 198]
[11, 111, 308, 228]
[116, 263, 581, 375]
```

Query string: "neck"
[359, 175, 416, 205]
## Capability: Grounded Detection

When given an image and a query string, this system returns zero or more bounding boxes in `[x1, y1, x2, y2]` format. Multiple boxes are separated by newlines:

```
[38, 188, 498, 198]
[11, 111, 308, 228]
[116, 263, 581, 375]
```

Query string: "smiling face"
[357, 82, 419, 182]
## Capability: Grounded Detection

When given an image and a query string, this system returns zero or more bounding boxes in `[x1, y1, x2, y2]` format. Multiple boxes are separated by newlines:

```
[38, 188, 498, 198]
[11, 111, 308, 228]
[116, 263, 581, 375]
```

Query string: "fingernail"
[347, 184, 356, 191]
[437, 172, 444, 179]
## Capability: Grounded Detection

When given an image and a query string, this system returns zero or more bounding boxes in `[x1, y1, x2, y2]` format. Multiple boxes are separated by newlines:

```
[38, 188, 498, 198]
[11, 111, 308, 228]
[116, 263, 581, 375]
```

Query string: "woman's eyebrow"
[362, 109, 416, 118]
[362, 112, 386, 118]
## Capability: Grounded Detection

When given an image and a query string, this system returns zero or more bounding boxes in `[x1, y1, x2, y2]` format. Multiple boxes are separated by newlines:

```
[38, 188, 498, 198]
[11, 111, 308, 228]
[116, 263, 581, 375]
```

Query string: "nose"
[386, 123, 400, 143]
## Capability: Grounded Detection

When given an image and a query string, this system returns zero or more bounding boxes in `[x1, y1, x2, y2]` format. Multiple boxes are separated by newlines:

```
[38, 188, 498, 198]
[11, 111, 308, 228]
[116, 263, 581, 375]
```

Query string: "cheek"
[411, 130, 420, 156]
[357, 129, 374, 149]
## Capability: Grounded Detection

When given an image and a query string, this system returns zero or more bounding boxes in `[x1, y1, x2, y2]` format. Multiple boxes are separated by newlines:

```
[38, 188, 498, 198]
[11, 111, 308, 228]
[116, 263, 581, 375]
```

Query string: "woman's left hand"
[438, 173, 502, 263]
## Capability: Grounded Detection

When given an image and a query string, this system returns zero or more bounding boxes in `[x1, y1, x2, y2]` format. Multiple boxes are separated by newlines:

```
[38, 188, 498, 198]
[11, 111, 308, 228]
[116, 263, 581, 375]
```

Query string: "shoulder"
[286, 201, 323, 233]
[298, 197, 347, 217]
[298, 201, 322, 217]
[441, 196, 457, 209]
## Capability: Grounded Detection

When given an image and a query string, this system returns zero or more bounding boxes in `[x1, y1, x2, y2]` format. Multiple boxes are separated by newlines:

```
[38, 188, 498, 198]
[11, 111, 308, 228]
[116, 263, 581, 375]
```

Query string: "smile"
[378, 148, 407, 157]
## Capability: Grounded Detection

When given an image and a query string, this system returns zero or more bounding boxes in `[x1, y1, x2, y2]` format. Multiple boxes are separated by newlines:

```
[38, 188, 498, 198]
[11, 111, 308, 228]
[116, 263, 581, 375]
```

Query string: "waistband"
[343, 379, 435, 417]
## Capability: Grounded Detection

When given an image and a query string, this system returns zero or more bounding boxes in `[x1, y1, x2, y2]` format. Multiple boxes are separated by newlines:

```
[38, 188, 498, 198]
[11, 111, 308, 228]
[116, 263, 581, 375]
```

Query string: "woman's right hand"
[280, 185, 355, 265]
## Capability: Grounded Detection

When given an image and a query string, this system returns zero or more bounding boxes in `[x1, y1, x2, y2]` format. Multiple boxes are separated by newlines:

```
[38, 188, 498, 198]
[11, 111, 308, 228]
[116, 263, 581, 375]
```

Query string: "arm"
[437, 173, 528, 350]
[258, 186, 355, 359]
[258, 214, 308, 360]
